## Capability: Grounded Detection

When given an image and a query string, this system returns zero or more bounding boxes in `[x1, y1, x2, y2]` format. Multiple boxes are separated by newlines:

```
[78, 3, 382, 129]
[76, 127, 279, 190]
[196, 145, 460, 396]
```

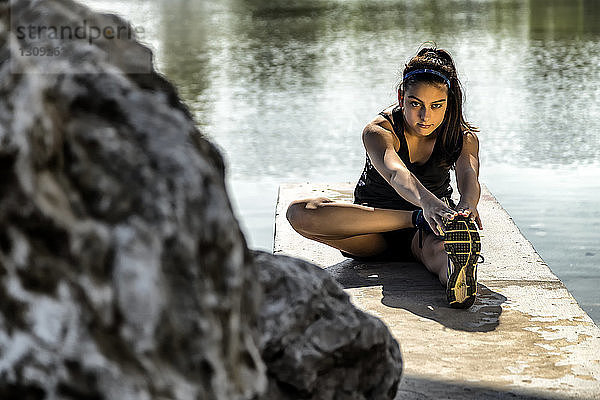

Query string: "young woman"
[286, 47, 483, 308]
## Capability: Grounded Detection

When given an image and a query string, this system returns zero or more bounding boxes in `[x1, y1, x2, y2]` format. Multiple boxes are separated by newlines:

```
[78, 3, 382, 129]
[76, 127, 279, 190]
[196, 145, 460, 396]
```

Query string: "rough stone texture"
[254, 251, 402, 400]
[0, 1, 403, 399]
[276, 183, 600, 400]
[0, 1, 265, 399]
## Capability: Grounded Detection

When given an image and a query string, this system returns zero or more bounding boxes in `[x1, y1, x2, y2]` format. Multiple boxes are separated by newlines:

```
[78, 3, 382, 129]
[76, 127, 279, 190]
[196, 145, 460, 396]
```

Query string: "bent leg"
[286, 197, 414, 258]
[302, 231, 389, 258]
[411, 232, 448, 285]
[286, 197, 414, 238]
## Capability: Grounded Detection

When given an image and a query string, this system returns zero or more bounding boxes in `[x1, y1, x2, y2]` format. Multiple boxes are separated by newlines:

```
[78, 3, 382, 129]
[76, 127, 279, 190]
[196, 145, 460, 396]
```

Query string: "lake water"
[83, 0, 600, 324]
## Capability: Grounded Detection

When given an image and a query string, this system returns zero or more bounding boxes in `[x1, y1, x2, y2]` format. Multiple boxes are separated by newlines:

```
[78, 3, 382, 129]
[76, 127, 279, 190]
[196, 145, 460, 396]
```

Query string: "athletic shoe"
[443, 215, 481, 308]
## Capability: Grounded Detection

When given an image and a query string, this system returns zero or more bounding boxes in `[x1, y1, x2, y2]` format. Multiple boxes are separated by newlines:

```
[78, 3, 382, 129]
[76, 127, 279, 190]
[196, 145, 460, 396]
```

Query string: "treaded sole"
[444, 215, 481, 309]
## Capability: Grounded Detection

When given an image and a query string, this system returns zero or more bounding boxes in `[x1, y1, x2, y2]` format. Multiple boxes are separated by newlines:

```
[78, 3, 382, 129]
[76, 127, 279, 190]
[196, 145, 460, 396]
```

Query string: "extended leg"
[413, 217, 481, 308]
[411, 232, 448, 285]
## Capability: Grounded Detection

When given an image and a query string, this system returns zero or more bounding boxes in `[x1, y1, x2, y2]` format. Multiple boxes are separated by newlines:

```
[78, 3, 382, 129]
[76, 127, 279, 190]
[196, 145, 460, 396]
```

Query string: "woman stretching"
[286, 47, 483, 308]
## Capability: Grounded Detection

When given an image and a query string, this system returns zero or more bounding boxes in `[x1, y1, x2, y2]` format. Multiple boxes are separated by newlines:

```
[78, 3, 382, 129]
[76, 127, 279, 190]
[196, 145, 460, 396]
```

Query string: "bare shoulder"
[363, 108, 399, 149]
[462, 130, 479, 152]
[363, 117, 394, 146]
[379, 104, 398, 125]
[365, 114, 392, 131]
[463, 130, 479, 142]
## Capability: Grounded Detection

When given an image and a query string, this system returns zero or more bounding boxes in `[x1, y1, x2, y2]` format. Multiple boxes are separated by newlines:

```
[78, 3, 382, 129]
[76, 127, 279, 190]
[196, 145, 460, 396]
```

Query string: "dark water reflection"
[529, 0, 600, 39]
[83, 0, 600, 323]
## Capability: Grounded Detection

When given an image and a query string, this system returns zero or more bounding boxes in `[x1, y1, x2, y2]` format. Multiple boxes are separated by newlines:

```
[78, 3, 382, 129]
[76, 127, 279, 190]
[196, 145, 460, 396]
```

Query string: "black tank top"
[353, 106, 453, 211]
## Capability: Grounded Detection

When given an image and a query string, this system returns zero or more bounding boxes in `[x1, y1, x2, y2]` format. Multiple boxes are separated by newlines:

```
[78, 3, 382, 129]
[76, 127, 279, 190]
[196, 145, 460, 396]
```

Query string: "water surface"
[84, 0, 600, 324]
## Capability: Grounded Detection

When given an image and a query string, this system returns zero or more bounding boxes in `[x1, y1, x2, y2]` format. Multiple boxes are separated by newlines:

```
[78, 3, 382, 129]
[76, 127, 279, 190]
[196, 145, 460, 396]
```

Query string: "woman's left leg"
[412, 221, 481, 308]
[411, 231, 448, 285]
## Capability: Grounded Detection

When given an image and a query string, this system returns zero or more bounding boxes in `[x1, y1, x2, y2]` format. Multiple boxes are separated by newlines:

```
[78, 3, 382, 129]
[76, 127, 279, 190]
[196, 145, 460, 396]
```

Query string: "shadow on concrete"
[326, 259, 507, 333]
[397, 373, 574, 400]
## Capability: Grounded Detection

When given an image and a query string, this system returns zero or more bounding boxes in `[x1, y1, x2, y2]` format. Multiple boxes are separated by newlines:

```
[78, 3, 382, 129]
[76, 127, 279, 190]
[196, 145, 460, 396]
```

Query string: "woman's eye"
[410, 101, 421, 107]
[432, 103, 443, 109]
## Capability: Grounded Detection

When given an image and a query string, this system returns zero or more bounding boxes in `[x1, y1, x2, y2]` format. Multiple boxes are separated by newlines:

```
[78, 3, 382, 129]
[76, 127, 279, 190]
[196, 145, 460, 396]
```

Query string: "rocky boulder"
[255, 251, 402, 399]
[0, 1, 402, 399]
[1, 1, 265, 398]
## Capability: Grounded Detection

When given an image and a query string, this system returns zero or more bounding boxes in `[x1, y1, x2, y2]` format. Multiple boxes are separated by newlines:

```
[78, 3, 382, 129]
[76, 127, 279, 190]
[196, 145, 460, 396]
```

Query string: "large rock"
[255, 251, 402, 400]
[0, 1, 265, 399]
[0, 1, 402, 399]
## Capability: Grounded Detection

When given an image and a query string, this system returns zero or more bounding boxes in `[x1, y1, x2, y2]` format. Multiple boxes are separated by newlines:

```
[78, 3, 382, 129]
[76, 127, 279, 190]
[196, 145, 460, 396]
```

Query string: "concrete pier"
[274, 182, 600, 399]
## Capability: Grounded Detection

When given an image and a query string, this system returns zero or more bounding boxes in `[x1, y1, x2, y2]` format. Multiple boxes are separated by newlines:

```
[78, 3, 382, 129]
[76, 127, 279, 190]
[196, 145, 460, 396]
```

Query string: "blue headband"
[403, 69, 451, 88]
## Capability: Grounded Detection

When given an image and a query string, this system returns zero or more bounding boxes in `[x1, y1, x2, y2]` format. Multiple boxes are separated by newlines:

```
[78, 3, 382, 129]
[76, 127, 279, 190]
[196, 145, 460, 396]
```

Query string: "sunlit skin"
[286, 80, 481, 286]
[400, 81, 448, 139]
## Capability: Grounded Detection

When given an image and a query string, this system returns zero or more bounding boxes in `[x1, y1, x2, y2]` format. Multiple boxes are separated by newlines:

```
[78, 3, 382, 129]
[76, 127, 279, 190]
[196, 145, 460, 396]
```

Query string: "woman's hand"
[303, 197, 333, 209]
[456, 200, 483, 229]
[421, 196, 458, 236]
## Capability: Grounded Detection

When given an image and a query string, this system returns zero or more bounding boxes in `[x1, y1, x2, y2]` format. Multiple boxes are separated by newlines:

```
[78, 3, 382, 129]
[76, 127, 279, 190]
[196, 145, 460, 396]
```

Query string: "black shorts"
[340, 227, 418, 262]
[339, 196, 455, 262]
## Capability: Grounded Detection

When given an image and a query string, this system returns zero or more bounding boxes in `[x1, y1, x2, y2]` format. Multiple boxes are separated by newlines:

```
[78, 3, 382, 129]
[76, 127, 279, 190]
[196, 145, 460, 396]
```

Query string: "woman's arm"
[362, 116, 457, 234]
[454, 131, 483, 229]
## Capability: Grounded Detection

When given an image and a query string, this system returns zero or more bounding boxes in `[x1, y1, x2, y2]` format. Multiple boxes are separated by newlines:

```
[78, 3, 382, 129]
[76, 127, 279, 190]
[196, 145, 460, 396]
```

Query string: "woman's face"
[400, 81, 448, 137]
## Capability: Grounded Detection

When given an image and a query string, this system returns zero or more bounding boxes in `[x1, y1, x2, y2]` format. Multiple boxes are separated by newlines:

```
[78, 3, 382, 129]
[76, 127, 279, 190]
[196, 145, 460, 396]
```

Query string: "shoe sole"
[444, 215, 481, 309]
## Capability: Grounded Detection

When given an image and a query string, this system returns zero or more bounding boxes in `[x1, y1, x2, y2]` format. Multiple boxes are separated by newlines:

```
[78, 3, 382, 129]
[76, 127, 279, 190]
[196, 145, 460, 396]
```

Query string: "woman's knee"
[286, 200, 317, 233]
[286, 198, 329, 234]
[420, 235, 446, 261]
[430, 237, 446, 255]
[286, 201, 307, 230]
